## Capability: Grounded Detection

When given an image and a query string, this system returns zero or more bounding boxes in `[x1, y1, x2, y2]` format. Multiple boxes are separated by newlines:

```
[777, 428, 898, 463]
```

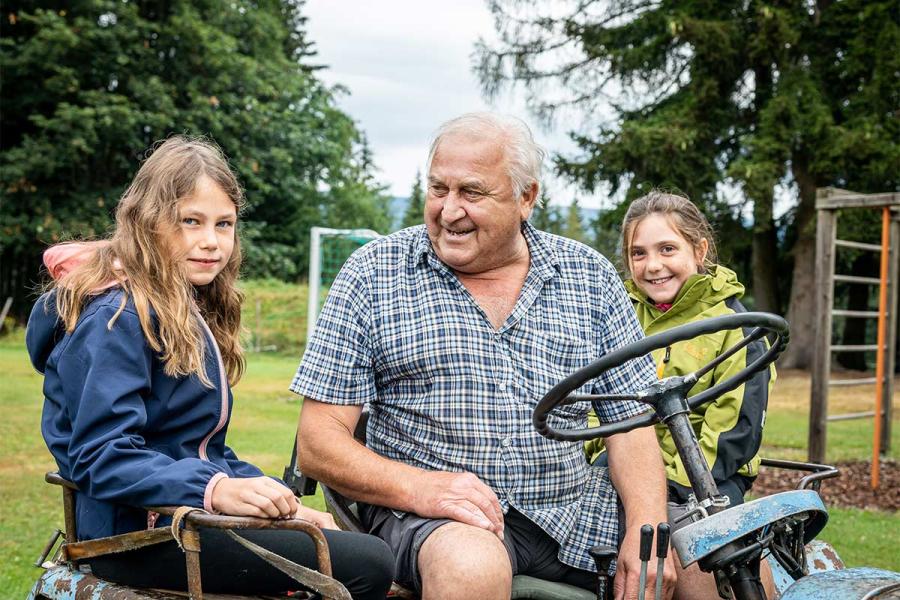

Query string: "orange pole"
[873, 206, 889, 490]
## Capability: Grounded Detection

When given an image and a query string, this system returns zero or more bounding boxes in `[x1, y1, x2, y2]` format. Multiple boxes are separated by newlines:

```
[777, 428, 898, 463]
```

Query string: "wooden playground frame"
[810, 187, 900, 488]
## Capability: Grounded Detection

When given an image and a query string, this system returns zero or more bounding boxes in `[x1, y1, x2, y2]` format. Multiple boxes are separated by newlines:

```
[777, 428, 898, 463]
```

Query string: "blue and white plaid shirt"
[291, 223, 656, 572]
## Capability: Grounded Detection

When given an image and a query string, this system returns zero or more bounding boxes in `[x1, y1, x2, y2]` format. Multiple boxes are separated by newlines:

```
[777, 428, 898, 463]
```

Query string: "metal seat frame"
[36, 472, 348, 600]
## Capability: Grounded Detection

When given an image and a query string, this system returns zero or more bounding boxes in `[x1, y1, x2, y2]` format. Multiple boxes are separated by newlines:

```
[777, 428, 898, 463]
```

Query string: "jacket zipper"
[149, 314, 226, 529]
[657, 346, 671, 379]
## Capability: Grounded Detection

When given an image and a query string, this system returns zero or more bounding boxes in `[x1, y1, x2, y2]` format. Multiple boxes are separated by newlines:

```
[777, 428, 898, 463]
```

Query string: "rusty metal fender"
[780, 567, 900, 599]
[671, 490, 829, 568]
[769, 540, 846, 596]
[27, 565, 186, 600]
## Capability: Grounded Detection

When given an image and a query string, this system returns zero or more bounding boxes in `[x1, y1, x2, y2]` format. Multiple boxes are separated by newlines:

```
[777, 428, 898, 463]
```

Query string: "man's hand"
[412, 471, 505, 539]
[294, 504, 339, 530]
[605, 427, 677, 599]
[613, 525, 677, 600]
[211, 476, 300, 519]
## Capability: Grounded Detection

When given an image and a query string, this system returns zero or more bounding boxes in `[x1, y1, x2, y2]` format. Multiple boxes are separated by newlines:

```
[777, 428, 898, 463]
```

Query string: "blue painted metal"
[780, 567, 900, 599]
[769, 540, 845, 595]
[28, 565, 186, 599]
[671, 490, 829, 567]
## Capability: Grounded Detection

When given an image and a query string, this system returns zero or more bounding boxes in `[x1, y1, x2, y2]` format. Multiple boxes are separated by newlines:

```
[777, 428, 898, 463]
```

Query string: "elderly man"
[292, 113, 678, 600]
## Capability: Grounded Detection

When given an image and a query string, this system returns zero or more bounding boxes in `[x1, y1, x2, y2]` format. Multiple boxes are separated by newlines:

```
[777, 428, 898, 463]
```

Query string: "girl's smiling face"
[629, 213, 708, 304]
[172, 175, 237, 286]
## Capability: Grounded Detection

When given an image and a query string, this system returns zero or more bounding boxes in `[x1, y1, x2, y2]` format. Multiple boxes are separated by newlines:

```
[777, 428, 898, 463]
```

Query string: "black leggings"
[88, 527, 394, 600]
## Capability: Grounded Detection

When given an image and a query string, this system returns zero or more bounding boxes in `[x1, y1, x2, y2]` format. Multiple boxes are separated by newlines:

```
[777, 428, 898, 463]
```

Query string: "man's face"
[425, 133, 535, 274]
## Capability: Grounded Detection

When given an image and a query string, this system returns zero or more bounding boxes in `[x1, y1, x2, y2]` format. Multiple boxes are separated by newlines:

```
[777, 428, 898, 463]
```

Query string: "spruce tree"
[478, 0, 898, 366]
[564, 199, 585, 243]
[401, 170, 426, 228]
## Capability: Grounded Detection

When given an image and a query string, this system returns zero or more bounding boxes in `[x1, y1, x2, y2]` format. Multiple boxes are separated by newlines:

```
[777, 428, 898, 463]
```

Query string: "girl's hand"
[294, 504, 339, 530]
[211, 476, 299, 519]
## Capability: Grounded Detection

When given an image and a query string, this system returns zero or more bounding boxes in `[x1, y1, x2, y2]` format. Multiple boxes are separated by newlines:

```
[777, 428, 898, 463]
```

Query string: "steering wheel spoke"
[563, 392, 644, 405]
[533, 312, 788, 442]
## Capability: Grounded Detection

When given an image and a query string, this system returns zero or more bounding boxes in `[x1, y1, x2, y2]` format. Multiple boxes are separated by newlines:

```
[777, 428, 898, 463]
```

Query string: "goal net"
[307, 227, 382, 344]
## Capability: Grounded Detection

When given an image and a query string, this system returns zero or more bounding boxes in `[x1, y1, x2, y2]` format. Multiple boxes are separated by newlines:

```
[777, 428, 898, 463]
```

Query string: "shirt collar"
[522, 220, 560, 281]
[412, 225, 433, 265]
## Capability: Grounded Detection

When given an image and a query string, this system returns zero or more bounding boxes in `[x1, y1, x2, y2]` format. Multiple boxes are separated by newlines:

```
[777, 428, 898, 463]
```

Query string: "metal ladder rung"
[827, 410, 885, 422]
[829, 377, 879, 386]
[834, 274, 881, 285]
[835, 239, 883, 252]
[831, 309, 881, 318]
[831, 344, 881, 352]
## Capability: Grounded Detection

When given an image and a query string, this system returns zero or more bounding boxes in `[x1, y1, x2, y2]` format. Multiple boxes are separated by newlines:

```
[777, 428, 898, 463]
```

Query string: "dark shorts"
[359, 503, 600, 593]
[359, 493, 734, 594]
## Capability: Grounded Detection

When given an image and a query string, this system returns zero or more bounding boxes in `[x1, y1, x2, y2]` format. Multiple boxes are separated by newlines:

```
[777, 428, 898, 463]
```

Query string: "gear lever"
[588, 544, 617, 600]
[638, 524, 654, 600]
[654, 522, 671, 600]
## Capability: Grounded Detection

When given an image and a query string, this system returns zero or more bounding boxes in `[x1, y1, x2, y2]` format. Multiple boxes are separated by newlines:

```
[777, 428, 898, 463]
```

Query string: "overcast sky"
[303, 0, 608, 209]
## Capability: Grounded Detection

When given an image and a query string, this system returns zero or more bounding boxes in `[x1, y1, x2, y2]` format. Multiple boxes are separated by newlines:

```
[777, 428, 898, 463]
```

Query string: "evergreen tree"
[564, 198, 585, 243]
[321, 133, 392, 234]
[530, 189, 564, 235]
[478, 0, 898, 366]
[0, 0, 388, 315]
[589, 209, 620, 264]
[401, 169, 425, 228]
[530, 189, 553, 231]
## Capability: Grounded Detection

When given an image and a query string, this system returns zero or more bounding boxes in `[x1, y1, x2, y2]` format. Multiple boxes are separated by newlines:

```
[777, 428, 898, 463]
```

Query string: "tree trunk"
[752, 188, 781, 313]
[779, 159, 818, 369]
[747, 63, 780, 314]
[0, 247, 42, 324]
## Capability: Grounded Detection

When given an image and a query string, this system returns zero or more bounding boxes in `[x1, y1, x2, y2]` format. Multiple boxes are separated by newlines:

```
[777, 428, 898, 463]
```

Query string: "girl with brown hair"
[26, 136, 393, 598]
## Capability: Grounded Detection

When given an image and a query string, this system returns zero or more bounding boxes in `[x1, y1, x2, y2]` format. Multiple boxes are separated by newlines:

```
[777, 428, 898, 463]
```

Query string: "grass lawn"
[763, 368, 900, 463]
[2, 281, 898, 596]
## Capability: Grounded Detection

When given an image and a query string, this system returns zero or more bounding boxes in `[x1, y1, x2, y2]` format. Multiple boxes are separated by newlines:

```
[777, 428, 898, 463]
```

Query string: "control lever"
[638, 524, 654, 600]
[588, 544, 617, 600]
[654, 522, 671, 600]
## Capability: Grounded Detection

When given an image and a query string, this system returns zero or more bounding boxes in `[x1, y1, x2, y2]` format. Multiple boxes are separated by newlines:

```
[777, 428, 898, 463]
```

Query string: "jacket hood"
[43, 241, 121, 290]
[44, 242, 106, 280]
[26, 292, 63, 374]
[625, 264, 744, 315]
[27, 242, 123, 374]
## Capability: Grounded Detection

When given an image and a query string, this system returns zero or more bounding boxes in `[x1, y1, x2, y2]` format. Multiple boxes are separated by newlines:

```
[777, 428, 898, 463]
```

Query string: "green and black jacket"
[588, 265, 775, 499]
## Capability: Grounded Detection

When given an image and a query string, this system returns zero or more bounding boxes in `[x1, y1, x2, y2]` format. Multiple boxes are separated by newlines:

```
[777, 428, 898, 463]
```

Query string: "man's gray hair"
[427, 112, 545, 198]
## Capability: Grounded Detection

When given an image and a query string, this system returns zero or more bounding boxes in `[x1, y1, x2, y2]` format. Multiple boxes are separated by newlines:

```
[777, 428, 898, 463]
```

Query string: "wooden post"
[0, 297, 12, 333]
[810, 201, 837, 464]
[883, 214, 900, 453]
[872, 207, 890, 488]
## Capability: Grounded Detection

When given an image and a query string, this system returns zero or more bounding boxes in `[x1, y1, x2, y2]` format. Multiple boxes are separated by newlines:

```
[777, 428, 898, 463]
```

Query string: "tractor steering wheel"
[533, 312, 789, 442]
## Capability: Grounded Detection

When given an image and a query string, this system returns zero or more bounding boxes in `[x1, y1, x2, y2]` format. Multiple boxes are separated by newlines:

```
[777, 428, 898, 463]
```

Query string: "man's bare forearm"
[606, 427, 668, 524]
[296, 398, 427, 511]
[298, 398, 505, 534]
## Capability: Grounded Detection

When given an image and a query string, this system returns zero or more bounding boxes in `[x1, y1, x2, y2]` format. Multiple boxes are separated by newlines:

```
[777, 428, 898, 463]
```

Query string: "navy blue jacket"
[27, 289, 264, 541]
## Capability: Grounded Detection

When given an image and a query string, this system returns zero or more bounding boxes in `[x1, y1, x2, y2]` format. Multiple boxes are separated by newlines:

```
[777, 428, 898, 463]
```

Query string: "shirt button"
[501, 437, 513, 447]
[498, 381, 507, 391]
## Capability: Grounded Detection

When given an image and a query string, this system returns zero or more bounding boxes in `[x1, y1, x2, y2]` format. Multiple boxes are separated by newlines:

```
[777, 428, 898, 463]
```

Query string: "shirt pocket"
[523, 331, 595, 419]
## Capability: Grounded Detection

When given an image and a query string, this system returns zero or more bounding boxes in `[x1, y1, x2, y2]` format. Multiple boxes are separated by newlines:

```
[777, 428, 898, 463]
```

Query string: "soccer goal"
[307, 227, 382, 344]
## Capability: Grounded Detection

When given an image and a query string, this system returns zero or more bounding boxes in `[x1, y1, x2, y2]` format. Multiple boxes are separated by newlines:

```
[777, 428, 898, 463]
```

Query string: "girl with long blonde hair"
[27, 136, 392, 598]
